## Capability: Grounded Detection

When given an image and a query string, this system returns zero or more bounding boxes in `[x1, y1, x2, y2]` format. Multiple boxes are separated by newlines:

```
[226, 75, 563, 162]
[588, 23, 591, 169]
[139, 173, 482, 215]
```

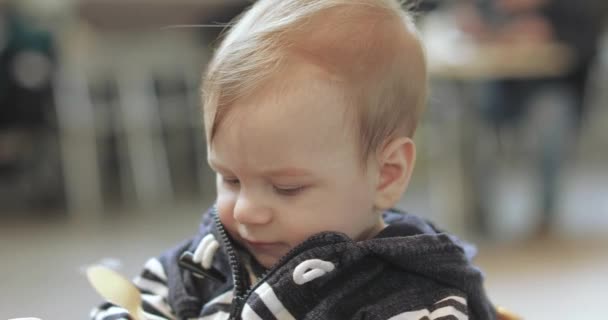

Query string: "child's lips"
[243, 239, 286, 256]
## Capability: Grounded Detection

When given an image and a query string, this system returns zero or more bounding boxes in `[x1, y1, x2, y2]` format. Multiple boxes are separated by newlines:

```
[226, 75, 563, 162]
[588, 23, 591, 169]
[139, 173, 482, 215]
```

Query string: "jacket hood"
[169, 209, 496, 319]
[360, 210, 495, 319]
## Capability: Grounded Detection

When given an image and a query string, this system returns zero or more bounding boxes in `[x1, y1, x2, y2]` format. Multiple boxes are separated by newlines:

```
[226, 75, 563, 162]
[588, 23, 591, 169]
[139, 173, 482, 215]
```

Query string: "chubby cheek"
[283, 225, 315, 248]
[216, 182, 238, 233]
[328, 186, 376, 238]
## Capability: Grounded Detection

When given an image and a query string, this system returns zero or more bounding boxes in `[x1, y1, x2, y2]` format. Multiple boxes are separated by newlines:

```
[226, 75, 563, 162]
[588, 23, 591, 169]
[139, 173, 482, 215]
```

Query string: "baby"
[91, 0, 496, 319]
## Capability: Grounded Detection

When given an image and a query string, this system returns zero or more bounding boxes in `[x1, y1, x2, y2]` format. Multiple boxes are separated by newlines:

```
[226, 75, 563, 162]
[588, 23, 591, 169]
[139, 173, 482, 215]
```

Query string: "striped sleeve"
[90, 303, 131, 320]
[90, 258, 176, 320]
[387, 295, 469, 320]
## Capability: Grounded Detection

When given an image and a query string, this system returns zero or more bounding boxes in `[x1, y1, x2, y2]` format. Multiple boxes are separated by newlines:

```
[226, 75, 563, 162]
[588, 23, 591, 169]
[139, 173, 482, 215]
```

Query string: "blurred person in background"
[455, 0, 608, 237]
[0, 1, 62, 211]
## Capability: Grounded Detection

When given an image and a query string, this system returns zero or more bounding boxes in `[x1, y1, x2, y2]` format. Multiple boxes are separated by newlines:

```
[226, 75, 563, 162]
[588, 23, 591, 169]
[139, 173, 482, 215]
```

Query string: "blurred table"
[420, 36, 574, 235]
[428, 41, 573, 80]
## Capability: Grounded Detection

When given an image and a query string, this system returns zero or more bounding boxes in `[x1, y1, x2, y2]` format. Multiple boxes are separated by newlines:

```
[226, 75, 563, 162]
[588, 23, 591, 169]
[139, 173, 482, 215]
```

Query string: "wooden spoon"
[86, 265, 145, 320]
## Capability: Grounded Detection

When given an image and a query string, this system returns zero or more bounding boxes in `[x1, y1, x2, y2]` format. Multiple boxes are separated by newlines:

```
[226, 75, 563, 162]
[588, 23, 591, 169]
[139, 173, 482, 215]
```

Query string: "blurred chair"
[579, 27, 608, 158]
[54, 21, 209, 213]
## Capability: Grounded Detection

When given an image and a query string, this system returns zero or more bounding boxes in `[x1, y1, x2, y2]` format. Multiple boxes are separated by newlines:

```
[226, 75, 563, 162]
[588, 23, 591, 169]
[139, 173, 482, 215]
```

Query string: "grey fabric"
[91, 208, 496, 319]
[159, 208, 496, 319]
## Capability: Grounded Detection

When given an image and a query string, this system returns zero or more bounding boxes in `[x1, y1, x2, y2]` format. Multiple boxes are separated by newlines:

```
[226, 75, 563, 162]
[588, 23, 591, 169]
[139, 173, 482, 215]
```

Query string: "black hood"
[166, 209, 496, 319]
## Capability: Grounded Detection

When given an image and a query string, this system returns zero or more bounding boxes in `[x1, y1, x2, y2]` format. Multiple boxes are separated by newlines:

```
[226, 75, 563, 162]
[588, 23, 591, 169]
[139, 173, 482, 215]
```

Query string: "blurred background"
[0, 0, 606, 318]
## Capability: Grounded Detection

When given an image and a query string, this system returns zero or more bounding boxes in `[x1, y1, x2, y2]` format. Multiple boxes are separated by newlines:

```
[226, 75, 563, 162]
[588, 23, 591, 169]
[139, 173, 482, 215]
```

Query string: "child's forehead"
[209, 75, 362, 172]
[212, 67, 355, 143]
[235, 60, 349, 114]
[228, 82, 349, 131]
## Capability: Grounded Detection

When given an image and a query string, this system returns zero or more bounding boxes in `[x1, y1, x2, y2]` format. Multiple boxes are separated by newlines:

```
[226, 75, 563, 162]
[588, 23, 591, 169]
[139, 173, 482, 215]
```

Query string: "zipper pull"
[178, 252, 227, 284]
[229, 296, 246, 319]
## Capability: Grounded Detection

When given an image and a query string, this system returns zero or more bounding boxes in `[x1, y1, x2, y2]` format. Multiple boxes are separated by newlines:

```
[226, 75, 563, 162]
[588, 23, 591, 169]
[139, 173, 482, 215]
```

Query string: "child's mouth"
[243, 239, 286, 257]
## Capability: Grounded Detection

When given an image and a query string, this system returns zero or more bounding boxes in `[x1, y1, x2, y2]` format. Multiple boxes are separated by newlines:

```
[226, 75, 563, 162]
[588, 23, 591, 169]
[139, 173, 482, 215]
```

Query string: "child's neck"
[356, 218, 387, 242]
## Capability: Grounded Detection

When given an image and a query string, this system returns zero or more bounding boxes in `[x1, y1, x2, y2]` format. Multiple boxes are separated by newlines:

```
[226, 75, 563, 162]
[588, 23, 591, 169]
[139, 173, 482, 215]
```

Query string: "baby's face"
[208, 63, 385, 268]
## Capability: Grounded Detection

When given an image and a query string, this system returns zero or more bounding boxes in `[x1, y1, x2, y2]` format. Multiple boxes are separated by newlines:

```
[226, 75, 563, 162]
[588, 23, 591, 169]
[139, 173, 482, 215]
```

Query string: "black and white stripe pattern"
[241, 282, 296, 320]
[133, 258, 174, 320]
[91, 233, 225, 320]
[90, 257, 174, 320]
[90, 209, 496, 320]
[387, 296, 468, 320]
[199, 289, 234, 319]
[90, 303, 131, 320]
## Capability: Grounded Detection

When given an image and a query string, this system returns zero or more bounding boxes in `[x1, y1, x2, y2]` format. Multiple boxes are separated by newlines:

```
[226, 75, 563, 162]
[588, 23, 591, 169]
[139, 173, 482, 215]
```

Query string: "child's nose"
[233, 194, 273, 225]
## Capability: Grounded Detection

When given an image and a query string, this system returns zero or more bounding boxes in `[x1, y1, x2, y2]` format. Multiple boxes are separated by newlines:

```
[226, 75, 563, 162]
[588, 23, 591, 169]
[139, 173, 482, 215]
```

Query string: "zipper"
[211, 207, 347, 319]
[211, 211, 251, 319]
[225, 229, 345, 319]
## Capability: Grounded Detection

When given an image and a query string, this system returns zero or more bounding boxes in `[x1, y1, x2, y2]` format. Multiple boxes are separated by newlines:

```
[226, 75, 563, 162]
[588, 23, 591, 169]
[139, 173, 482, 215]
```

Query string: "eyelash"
[222, 177, 240, 186]
[273, 185, 305, 196]
[222, 177, 304, 196]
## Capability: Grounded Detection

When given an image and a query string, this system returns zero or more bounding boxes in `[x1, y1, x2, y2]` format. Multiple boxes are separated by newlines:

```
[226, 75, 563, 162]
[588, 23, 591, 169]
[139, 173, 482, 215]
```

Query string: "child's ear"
[373, 137, 416, 211]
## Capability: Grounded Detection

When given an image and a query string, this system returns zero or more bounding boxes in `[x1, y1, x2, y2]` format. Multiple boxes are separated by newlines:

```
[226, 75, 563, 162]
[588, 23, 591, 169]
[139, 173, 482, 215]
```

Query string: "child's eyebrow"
[263, 168, 312, 177]
[208, 159, 311, 178]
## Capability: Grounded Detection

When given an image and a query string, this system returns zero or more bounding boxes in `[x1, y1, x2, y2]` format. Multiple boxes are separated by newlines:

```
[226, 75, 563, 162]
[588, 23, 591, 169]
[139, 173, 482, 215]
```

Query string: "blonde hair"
[202, 0, 427, 161]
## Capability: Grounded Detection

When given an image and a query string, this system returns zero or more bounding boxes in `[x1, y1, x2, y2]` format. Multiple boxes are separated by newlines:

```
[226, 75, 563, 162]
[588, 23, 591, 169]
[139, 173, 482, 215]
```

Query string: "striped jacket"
[91, 208, 496, 320]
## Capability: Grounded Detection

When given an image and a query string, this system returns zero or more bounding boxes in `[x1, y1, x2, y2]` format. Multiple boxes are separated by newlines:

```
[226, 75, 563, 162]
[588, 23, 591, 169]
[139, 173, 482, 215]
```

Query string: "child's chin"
[254, 254, 280, 269]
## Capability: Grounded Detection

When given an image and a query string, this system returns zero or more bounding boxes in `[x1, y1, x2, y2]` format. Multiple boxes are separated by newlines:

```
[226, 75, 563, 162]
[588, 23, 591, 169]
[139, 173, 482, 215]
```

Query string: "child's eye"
[273, 185, 305, 196]
[223, 177, 240, 186]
